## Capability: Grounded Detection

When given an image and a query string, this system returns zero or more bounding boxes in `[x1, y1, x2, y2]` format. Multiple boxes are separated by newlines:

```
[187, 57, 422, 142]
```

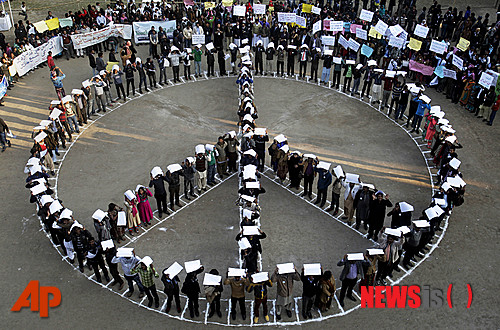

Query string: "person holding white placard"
[131, 258, 160, 308]
[375, 228, 404, 285]
[341, 179, 360, 225]
[86, 238, 111, 283]
[195, 149, 208, 193]
[314, 165, 332, 208]
[225, 132, 240, 173]
[402, 225, 424, 270]
[271, 266, 300, 320]
[300, 155, 318, 199]
[204, 269, 223, 318]
[124, 191, 141, 235]
[353, 185, 373, 230]
[181, 265, 204, 318]
[160, 270, 181, 314]
[107, 203, 125, 243]
[337, 254, 369, 307]
[70, 224, 94, 273]
[224, 271, 249, 320]
[286, 45, 297, 77]
[165, 166, 184, 211]
[300, 267, 321, 319]
[247, 273, 273, 323]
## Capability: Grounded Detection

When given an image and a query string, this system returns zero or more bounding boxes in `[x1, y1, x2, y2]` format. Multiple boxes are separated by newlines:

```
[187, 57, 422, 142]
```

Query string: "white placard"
[399, 201, 414, 212]
[367, 248, 384, 255]
[140, 256, 153, 267]
[333, 165, 344, 178]
[419, 95, 432, 104]
[151, 166, 163, 178]
[228, 267, 246, 277]
[321, 36, 335, 46]
[425, 207, 439, 219]
[49, 200, 63, 214]
[384, 228, 401, 237]
[277, 12, 296, 23]
[431, 205, 445, 216]
[434, 198, 446, 206]
[238, 237, 252, 250]
[192, 34, 205, 45]
[49, 109, 62, 120]
[277, 262, 295, 274]
[330, 20, 344, 32]
[429, 39, 447, 54]
[167, 163, 182, 173]
[414, 24, 429, 38]
[164, 262, 183, 277]
[233, 5, 246, 17]
[324, 49, 333, 56]
[243, 226, 260, 236]
[203, 273, 222, 286]
[92, 209, 107, 221]
[311, 5, 321, 14]
[195, 144, 205, 154]
[205, 42, 214, 51]
[338, 35, 349, 49]
[251, 272, 269, 283]
[117, 211, 127, 226]
[345, 173, 359, 183]
[30, 184, 46, 195]
[348, 38, 360, 52]
[274, 134, 287, 143]
[124, 190, 136, 201]
[253, 4, 266, 15]
[374, 20, 388, 35]
[303, 263, 321, 275]
[185, 260, 202, 273]
[398, 226, 411, 234]
[356, 28, 367, 40]
[479, 72, 494, 88]
[389, 25, 404, 36]
[452, 54, 463, 70]
[317, 161, 331, 171]
[449, 158, 461, 169]
[295, 15, 306, 28]
[333, 57, 342, 64]
[101, 239, 114, 250]
[240, 195, 256, 203]
[116, 247, 134, 257]
[313, 20, 322, 35]
[359, 9, 374, 22]
[246, 181, 260, 189]
[389, 36, 405, 49]
[34, 131, 47, 143]
[254, 127, 267, 135]
[413, 220, 430, 228]
[386, 70, 396, 78]
[347, 253, 364, 261]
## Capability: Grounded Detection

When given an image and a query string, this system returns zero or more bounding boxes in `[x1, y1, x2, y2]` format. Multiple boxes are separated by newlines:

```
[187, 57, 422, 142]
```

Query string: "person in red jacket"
[487, 94, 500, 126]
[47, 51, 55, 71]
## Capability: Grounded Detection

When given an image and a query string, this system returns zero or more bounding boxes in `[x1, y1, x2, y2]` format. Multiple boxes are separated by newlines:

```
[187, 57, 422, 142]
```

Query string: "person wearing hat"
[337, 254, 369, 307]
[367, 192, 393, 240]
[132, 258, 160, 308]
[161, 269, 181, 314]
[193, 44, 203, 77]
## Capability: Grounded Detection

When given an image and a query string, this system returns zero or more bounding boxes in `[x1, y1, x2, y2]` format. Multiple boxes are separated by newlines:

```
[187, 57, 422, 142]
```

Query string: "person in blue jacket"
[410, 96, 431, 133]
[314, 166, 332, 208]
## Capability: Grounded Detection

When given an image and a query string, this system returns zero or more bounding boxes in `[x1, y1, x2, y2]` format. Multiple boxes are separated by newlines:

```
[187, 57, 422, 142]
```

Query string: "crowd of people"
[24, 30, 469, 323]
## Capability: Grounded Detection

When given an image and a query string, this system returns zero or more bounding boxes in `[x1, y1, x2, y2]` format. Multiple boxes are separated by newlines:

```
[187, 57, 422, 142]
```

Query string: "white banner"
[479, 72, 494, 88]
[330, 20, 344, 32]
[253, 4, 266, 15]
[348, 38, 360, 52]
[313, 20, 322, 34]
[359, 9, 374, 22]
[192, 34, 205, 45]
[374, 20, 388, 35]
[452, 54, 463, 70]
[295, 15, 306, 28]
[13, 36, 63, 77]
[356, 28, 367, 40]
[132, 21, 176, 44]
[277, 12, 296, 23]
[72, 24, 132, 49]
[321, 35, 335, 46]
[429, 40, 447, 54]
[389, 36, 405, 49]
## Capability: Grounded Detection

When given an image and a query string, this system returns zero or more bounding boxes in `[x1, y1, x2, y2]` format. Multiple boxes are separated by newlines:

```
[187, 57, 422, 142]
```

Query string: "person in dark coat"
[149, 172, 170, 217]
[353, 185, 372, 230]
[70, 224, 94, 272]
[86, 238, 110, 283]
[181, 266, 204, 318]
[314, 167, 332, 208]
[166, 168, 184, 211]
[301, 268, 320, 320]
[253, 132, 269, 172]
[367, 191, 393, 240]
[217, 49, 226, 76]
[287, 152, 303, 189]
[204, 269, 224, 318]
[161, 271, 181, 313]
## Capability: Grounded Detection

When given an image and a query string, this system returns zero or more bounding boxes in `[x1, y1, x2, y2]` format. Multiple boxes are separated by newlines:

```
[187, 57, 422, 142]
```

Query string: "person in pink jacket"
[136, 186, 153, 227]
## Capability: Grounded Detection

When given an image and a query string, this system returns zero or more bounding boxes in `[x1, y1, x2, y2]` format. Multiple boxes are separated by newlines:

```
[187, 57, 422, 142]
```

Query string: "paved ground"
[0, 36, 499, 330]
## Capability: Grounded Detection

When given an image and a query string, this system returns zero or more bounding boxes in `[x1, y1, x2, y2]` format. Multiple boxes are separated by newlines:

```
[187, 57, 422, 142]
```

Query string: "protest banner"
[13, 37, 63, 76]
[72, 24, 132, 48]
[132, 21, 174, 44]
[409, 60, 434, 76]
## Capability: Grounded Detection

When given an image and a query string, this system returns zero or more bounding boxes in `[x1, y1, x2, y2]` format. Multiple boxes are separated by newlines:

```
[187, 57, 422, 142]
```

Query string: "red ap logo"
[11, 281, 61, 317]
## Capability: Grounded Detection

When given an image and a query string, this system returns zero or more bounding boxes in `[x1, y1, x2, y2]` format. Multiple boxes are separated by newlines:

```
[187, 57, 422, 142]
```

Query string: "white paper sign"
[117, 211, 127, 226]
[345, 173, 360, 183]
[303, 263, 321, 275]
[479, 72, 494, 88]
[317, 161, 331, 171]
[333, 165, 344, 178]
[389, 25, 404, 36]
[203, 273, 222, 286]
[429, 40, 447, 54]
[228, 267, 246, 277]
[238, 237, 252, 250]
[389, 36, 405, 49]
[414, 24, 429, 38]
[251, 272, 269, 283]
[338, 35, 349, 49]
[321, 36, 335, 46]
[141, 256, 154, 267]
[331, 20, 344, 32]
[233, 5, 246, 17]
[348, 38, 360, 52]
[164, 261, 183, 277]
[295, 15, 306, 28]
[151, 166, 163, 178]
[312, 20, 322, 35]
[347, 253, 364, 261]
[384, 228, 401, 237]
[243, 226, 260, 236]
[356, 28, 367, 40]
[413, 220, 430, 228]
[311, 6, 321, 14]
[185, 260, 202, 273]
[367, 248, 384, 255]
[399, 201, 414, 212]
[253, 4, 266, 15]
[425, 207, 439, 219]
[359, 9, 374, 22]
[452, 54, 463, 70]
[101, 239, 114, 250]
[374, 20, 388, 35]
[277, 262, 295, 274]
[167, 163, 182, 173]
[116, 247, 134, 257]
[192, 34, 205, 45]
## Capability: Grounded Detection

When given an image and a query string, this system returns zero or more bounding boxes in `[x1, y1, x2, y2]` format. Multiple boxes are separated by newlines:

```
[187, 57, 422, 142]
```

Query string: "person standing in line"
[314, 165, 332, 208]
[111, 251, 145, 298]
[161, 271, 181, 313]
[300, 268, 320, 320]
[124, 60, 136, 98]
[247, 274, 272, 323]
[353, 185, 373, 230]
[124, 191, 140, 235]
[181, 158, 197, 200]
[136, 186, 153, 227]
[166, 166, 183, 211]
[270, 267, 300, 320]
[367, 191, 393, 240]
[337, 254, 369, 307]
[149, 171, 170, 218]
[86, 238, 110, 283]
[195, 149, 207, 193]
[181, 266, 204, 318]
[131, 259, 160, 308]
[300, 155, 317, 199]
[205, 269, 223, 318]
[326, 171, 342, 215]
[0, 117, 12, 152]
[341, 179, 361, 225]
[224, 272, 248, 321]
[225, 133, 239, 173]
[316, 270, 336, 313]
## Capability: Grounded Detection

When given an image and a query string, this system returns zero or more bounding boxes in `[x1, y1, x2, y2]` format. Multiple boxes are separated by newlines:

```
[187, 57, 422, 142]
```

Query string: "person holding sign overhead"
[132, 256, 160, 308]
[247, 271, 272, 323]
[271, 264, 300, 320]
[181, 263, 205, 318]
[161, 265, 182, 314]
[224, 270, 249, 320]
[337, 253, 369, 307]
